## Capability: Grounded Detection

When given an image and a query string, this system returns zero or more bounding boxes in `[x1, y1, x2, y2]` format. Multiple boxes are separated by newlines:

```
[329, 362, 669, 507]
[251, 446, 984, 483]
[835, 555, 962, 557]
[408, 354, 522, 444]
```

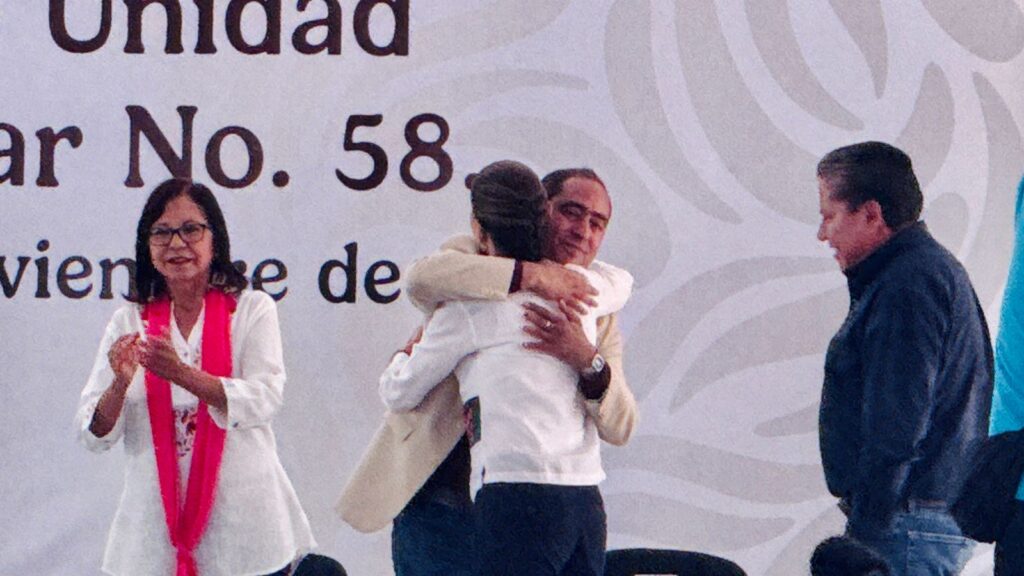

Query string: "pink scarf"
[143, 289, 235, 576]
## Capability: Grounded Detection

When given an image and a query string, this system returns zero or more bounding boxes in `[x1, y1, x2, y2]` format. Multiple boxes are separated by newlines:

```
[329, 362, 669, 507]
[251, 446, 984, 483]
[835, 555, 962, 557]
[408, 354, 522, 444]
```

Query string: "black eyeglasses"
[149, 222, 209, 246]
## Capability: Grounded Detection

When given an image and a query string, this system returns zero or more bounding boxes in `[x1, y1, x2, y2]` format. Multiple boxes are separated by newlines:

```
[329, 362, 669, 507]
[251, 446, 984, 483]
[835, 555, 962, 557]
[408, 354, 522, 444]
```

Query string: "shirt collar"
[844, 221, 929, 298]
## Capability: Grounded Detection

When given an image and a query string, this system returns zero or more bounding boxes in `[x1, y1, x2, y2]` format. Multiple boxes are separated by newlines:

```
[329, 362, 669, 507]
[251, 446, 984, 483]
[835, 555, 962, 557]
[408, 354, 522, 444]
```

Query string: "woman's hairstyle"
[130, 178, 248, 302]
[466, 161, 547, 262]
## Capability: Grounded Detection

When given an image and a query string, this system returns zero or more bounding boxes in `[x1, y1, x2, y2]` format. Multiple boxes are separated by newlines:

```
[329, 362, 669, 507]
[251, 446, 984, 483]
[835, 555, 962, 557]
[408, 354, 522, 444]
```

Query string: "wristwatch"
[581, 352, 606, 378]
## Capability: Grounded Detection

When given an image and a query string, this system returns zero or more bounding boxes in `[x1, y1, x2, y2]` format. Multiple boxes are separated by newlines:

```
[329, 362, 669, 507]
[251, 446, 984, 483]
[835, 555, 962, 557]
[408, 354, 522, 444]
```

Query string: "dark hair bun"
[470, 160, 547, 262]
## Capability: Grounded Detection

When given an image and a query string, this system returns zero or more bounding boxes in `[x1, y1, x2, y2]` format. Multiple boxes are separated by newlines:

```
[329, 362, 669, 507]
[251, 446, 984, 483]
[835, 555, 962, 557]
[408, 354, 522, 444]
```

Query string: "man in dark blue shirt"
[817, 141, 993, 575]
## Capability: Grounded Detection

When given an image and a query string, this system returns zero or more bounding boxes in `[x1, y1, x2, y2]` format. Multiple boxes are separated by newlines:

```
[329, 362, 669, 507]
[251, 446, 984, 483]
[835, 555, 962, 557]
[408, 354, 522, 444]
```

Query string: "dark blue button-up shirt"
[819, 222, 993, 532]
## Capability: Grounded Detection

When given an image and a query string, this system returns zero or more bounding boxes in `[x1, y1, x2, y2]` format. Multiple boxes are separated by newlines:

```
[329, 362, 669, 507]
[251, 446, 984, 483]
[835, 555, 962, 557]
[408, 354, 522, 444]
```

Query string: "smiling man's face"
[545, 177, 611, 267]
[817, 177, 886, 271]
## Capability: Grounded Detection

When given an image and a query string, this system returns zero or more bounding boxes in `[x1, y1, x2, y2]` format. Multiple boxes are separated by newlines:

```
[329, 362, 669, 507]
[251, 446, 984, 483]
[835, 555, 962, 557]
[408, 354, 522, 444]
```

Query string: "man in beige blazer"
[337, 168, 638, 573]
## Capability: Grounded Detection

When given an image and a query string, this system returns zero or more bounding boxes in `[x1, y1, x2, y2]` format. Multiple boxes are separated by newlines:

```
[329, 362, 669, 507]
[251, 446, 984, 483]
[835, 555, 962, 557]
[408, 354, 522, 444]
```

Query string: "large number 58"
[335, 114, 453, 192]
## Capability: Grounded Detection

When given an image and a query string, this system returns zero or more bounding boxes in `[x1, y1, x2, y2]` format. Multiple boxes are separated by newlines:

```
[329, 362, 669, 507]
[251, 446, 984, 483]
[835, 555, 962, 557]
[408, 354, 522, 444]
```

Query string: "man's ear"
[863, 200, 885, 226]
[862, 200, 895, 238]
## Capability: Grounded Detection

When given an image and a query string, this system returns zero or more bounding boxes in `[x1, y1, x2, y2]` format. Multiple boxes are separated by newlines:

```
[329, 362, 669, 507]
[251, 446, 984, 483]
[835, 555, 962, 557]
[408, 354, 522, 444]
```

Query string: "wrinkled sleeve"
[379, 304, 475, 412]
[850, 282, 947, 532]
[585, 314, 638, 446]
[209, 291, 286, 430]
[76, 306, 140, 452]
[571, 261, 633, 318]
[404, 235, 515, 313]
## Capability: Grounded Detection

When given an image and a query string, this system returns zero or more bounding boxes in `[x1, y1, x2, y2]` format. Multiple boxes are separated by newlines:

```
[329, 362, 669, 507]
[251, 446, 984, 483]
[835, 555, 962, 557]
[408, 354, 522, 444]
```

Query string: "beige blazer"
[336, 236, 638, 532]
[335, 374, 464, 533]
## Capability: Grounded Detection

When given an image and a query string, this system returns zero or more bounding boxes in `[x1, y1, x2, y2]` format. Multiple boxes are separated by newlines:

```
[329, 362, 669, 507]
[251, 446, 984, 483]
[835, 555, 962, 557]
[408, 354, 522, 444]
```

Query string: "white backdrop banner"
[2, 1, 1023, 574]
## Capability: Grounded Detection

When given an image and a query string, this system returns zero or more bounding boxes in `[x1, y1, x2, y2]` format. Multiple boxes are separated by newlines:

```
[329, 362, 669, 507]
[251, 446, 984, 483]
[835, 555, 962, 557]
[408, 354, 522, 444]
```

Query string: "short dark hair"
[130, 178, 247, 302]
[817, 141, 922, 229]
[466, 161, 547, 262]
[541, 168, 606, 200]
[810, 536, 891, 576]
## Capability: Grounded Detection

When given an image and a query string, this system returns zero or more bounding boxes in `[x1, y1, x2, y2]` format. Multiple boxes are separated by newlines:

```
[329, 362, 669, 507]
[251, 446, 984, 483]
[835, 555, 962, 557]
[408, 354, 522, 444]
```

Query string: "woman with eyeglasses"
[75, 178, 315, 576]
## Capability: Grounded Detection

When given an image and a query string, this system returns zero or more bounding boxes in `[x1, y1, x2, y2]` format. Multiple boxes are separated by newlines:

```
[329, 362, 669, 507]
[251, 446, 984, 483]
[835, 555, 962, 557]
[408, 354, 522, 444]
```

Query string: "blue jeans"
[392, 495, 475, 576]
[474, 483, 606, 576]
[848, 503, 974, 576]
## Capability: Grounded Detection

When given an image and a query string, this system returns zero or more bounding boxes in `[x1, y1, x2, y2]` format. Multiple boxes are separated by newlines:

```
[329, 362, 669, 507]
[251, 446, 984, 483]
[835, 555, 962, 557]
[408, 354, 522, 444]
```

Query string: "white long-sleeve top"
[379, 261, 633, 495]
[75, 290, 315, 576]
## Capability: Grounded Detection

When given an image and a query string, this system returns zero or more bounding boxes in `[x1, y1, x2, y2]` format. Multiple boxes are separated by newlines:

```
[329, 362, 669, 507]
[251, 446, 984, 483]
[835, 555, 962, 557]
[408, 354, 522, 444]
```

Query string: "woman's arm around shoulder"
[567, 261, 633, 317]
[379, 302, 476, 412]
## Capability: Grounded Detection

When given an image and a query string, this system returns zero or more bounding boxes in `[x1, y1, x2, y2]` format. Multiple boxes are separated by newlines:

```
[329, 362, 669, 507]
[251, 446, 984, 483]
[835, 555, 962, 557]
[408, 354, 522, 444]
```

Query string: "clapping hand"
[107, 333, 140, 386]
[137, 328, 186, 382]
